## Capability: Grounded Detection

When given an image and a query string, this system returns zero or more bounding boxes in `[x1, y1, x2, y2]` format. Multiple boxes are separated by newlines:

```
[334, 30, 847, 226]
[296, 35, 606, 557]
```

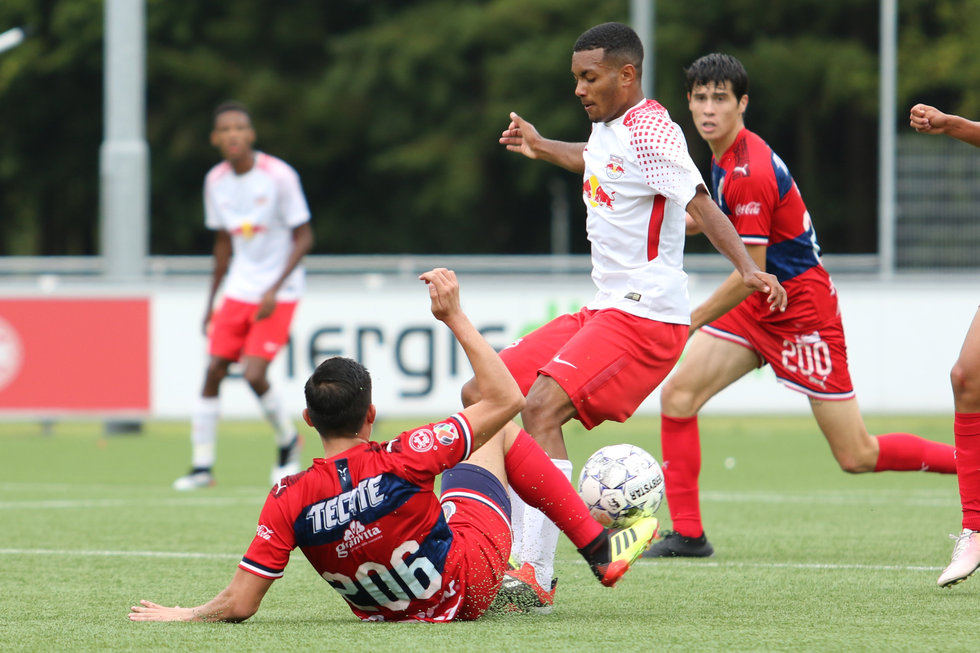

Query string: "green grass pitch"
[0, 414, 972, 652]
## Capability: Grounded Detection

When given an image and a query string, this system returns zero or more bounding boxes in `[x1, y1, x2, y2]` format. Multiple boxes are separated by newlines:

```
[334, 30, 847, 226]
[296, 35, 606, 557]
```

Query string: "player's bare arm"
[688, 244, 767, 333]
[910, 103, 980, 148]
[684, 212, 701, 236]
[255, 222, 314, 321]
[686, 188, 786, 312]
[204, 230, 232, 334]
[500, 112, 587, 174]
[129, 568, 273, 623]
[419, 268, 524, 448]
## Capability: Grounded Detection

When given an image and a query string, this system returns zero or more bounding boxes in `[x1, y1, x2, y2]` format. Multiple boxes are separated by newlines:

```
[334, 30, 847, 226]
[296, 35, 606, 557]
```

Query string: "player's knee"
[242, 367, 267, 391]
[205, 360, 229, 384]
[660, 379, 698, 417]
[834, 448, 876, 474]
[951, 362, 980, 409]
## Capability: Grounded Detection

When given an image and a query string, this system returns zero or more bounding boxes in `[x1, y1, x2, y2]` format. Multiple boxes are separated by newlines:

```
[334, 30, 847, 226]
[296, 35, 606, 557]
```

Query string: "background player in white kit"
[461, 22, 787, 611]
[173, 101, 314, 491]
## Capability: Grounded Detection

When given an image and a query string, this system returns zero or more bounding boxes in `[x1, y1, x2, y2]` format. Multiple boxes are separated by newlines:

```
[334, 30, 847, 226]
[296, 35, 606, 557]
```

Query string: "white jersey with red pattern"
[238, 413, 474, 622]
[204, 151, 311, 303]
[582, 99, 705, 325]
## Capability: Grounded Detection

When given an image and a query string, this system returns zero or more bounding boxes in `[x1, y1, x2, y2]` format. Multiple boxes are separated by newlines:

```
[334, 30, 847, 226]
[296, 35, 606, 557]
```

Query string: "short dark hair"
[574, 22, 643, 74]
[684, 53, 749, 100]
[213, 100, 251, 123]
[304, 357, 373, 437]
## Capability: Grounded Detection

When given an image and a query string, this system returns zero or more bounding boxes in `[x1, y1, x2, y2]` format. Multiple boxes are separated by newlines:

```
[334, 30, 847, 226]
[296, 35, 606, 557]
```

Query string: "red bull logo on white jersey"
[583, 174, 615, 209]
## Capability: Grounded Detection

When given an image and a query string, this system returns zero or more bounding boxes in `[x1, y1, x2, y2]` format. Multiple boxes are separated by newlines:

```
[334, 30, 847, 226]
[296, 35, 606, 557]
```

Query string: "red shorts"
[702, 301, 855, 400]
[439, 463, 511, 621]
[500, 307, 687, 429]
[208, 298, 297, 362]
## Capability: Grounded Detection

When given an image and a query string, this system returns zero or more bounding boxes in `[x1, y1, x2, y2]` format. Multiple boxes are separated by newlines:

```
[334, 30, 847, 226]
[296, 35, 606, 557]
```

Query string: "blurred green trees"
[0, 0, 976, 257]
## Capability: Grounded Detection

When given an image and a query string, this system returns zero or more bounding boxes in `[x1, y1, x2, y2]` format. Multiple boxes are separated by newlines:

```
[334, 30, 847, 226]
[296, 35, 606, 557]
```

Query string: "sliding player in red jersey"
[645, 54, 956, 559]
[129, 269, 657, 624]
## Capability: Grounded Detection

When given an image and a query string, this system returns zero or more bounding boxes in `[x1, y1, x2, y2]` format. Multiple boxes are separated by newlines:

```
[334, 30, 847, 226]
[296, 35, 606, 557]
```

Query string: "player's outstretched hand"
[744, 270, 787, 313]
[500, 112, 543, 159]
[128, 599, 196, 622]
[420, 268, 461, 323]
[909, 103, 948, 135]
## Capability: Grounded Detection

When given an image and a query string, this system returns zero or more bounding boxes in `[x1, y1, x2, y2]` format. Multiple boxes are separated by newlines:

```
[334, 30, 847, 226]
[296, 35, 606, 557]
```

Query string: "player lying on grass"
[129, 268, 657, 623]
[644, 54, 956, 559]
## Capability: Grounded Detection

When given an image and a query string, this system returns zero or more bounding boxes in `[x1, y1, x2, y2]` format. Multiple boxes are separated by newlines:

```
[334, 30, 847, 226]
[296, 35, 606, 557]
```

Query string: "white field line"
[700, 490, 955, 507]
[0, 547, 944, 572]
[0, 548, 238, 560]
[0, 489, 954, 510]
[0, 496, 262, 509]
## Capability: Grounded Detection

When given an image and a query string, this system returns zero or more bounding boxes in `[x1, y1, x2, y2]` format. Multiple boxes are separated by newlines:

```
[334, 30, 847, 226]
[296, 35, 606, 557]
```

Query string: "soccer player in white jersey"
[910, 103, 980, 587]
[460, 22, 787, 611]
[173, 101, 314, 491]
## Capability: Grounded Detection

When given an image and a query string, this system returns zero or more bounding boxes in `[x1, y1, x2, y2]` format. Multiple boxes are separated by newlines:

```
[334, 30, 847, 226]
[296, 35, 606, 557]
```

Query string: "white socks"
[190, 396, 220, 469]
[259, 385, 297, 447]
[511, 458, 573, 589]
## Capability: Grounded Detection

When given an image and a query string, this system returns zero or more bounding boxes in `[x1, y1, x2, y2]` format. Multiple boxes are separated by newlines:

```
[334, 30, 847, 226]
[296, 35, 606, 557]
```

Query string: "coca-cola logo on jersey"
[735, 202, 761, 216]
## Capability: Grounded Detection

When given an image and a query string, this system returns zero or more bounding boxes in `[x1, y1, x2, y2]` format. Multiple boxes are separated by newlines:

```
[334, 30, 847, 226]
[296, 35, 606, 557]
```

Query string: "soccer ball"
[577, 443, 664, 528]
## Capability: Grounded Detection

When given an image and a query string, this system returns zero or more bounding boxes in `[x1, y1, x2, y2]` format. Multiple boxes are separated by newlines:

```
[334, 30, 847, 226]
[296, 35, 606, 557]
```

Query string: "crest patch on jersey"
[408, 428, 435, 452]
[605, 155, 625, 179]
[441, 500, 458, 522]
[434, 421, 459, 446]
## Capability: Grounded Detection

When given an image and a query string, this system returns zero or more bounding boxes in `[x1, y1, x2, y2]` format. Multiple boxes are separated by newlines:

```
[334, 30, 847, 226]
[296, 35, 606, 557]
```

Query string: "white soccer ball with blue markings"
[577, 444, 664, 528]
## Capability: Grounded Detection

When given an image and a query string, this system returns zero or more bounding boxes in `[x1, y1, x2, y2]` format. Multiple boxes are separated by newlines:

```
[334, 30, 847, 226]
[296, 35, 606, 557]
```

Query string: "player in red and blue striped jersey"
[129, 269, 657, 624]
[645, 54, 956, 559]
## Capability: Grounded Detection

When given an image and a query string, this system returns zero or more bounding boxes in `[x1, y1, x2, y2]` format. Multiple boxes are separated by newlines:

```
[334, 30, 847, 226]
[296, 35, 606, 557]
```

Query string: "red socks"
[660, 415, 703, 538]
[873, 433, 955, 473]
[504, 430, 602, 549]
[954, 413, 980, 531]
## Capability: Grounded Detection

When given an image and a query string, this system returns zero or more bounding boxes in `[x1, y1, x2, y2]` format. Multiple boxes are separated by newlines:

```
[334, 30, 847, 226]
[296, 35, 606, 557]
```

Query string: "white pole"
[630, 0, 655, 99]
[99, 0, 148, 281]
[878, 0, 897, 279]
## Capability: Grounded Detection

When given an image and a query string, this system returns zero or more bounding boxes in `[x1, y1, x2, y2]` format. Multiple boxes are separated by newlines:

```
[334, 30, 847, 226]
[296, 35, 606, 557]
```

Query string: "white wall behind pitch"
[150, 273, 975, 421]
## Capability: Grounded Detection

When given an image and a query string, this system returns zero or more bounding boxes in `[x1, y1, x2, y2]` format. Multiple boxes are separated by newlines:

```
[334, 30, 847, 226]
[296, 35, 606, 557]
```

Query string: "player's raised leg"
[810, 397, 954, 475]
[488, 424, 659, 612]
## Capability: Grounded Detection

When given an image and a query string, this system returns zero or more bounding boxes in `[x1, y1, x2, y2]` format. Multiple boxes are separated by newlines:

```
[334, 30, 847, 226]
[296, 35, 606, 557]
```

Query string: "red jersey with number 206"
[239, 413, 474, 622]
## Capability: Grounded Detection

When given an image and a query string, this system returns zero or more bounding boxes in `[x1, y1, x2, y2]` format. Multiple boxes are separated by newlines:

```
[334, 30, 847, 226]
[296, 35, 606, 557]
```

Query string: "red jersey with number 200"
[239, 413, 474, 622]
[710, 127, 838, 327]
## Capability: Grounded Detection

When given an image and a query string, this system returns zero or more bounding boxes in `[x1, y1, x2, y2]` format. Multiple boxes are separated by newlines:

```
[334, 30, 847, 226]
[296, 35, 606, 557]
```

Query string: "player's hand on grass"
[128, 599, 198, 622]
[744, 270, 787, 313]
[420, 268, 461, 323]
